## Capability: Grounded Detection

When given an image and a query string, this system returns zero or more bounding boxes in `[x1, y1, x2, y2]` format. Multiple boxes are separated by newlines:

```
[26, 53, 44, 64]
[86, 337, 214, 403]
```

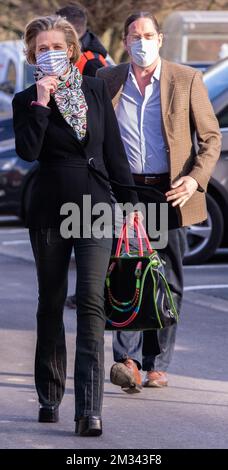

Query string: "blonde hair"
[24, 15, 81, 64]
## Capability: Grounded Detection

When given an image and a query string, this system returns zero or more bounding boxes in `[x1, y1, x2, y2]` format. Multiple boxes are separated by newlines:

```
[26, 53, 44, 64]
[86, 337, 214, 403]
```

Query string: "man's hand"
[165, 176, 198, 208]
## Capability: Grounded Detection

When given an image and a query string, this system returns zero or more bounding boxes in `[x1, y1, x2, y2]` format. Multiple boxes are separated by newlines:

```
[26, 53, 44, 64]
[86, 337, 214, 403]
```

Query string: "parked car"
[0, 59, 228, 263]
[0, 117, 38, 219]
[0, 40, 35, 118]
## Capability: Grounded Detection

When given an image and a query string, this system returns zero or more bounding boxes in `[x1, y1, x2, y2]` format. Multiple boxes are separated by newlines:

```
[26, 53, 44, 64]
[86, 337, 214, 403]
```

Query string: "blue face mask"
[36, 50, 69, 76]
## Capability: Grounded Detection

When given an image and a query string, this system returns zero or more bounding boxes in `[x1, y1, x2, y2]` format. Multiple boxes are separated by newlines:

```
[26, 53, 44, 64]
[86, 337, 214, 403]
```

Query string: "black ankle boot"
[75, 416, 102, 436]
[38, 405, 59, 423]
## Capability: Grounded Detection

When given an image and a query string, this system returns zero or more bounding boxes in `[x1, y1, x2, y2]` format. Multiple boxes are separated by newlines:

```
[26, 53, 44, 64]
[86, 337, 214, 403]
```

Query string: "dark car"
[0, 117, 38, 219]
[0, 59, 228, 263]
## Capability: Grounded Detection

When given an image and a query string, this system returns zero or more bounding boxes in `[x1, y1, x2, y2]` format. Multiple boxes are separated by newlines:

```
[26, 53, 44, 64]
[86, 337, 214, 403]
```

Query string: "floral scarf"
[34, 65, 88, 141]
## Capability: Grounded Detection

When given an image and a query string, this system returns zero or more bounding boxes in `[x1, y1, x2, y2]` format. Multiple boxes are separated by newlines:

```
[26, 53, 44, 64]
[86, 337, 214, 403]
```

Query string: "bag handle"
[115, 215, 153, 257]
[115, 222, 126, 257]
[134, 219, 143, 256]
[115, 218, 143, 257]
[134, 217, 153, 255]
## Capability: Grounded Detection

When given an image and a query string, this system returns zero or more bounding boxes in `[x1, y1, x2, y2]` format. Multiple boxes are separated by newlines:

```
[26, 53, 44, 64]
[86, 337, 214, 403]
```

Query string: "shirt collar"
[129, 57, 161, 83]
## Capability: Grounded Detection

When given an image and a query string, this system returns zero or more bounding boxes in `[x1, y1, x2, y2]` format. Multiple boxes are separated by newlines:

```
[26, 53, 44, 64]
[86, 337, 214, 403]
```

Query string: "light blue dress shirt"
[115, 60, 169, 175]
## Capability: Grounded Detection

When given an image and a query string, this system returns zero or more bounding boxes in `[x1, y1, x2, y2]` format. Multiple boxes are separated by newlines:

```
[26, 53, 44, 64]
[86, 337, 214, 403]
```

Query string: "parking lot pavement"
[0, 223, 33, 261]
[0, 223, 228, 450]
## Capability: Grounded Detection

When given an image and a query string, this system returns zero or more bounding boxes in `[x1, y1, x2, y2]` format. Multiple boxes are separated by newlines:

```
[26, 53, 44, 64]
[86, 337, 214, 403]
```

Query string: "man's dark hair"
[124, 11, 160, 38]
[56, 2, 87, 36]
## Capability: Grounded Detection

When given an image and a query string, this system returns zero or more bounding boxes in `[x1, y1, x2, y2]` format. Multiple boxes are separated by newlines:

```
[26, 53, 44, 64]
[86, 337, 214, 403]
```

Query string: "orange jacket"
[76, 51, 107, 74]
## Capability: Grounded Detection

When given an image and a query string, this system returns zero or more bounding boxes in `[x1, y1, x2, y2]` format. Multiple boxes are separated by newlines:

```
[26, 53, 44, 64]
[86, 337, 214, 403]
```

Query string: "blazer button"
[166, 148, 170, 153]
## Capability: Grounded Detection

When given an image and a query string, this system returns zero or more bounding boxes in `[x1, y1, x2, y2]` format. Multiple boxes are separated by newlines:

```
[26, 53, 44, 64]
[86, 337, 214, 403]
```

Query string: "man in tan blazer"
[97, 12, 221, 392]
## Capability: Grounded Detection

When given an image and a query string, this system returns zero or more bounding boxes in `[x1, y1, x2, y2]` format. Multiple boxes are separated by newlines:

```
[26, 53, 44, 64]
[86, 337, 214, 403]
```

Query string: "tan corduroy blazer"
[97, 59, 221, 226]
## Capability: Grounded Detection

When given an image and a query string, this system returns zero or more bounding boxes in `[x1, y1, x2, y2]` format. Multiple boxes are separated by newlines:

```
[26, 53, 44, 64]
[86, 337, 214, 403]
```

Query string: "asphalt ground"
[0, 223, 228, 450]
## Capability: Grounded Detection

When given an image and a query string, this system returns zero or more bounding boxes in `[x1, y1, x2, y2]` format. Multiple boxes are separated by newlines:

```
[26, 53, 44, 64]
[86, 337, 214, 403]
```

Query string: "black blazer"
[12, 75, 138, 228]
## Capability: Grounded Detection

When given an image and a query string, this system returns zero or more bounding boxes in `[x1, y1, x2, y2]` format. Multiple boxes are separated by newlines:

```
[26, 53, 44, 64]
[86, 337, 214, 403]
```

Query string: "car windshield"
[204, 59, 228, 101]
[24, 62, 35, 89]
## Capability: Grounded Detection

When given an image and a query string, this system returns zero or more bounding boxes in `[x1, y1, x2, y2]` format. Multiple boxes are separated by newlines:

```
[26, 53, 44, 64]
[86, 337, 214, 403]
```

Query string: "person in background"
[56, 1, 110, 77]
[97, 11, 221, 393]
[13, 15, 138, 436]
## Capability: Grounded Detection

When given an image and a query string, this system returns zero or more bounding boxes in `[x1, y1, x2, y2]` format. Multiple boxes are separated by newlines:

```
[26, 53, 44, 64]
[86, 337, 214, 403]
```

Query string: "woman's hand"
[36, 76, 58, 106]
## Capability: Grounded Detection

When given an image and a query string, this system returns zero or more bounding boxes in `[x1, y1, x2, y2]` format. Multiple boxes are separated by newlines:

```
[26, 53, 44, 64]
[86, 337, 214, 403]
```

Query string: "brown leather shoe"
[143, 371, 168, 388]
[110, 358, 142, 394]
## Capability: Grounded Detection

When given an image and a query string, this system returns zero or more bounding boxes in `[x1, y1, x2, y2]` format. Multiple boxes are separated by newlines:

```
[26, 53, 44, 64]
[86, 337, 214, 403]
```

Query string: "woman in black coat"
[13, 15, 138, 437]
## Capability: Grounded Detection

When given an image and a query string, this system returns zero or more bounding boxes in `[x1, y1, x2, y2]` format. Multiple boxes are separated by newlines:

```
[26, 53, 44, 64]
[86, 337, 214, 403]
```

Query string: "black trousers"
[29, 228, 112, 419]
[113, 180, 187, 371]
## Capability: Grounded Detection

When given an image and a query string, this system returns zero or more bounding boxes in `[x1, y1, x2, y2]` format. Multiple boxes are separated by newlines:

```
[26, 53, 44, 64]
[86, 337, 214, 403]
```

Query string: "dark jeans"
[112, 181, 187, 372]
[29, 228, 112, 419]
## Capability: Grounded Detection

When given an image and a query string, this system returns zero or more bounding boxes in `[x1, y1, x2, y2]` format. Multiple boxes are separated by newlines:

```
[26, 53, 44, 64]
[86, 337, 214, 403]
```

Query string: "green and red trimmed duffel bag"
[105, 218, 178, 331]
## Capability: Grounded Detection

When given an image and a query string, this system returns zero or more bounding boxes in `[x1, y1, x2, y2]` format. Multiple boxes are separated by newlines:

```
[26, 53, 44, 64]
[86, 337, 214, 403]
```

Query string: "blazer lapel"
[107, 63, 129, 107]
[160, 59, 176, 125]
[112, 85, 124, 109]
[105, 60, 176, 116]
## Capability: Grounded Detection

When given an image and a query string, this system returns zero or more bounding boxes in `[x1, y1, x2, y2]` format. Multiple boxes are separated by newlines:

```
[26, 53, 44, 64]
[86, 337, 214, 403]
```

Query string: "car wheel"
[183, 193, 224, 265]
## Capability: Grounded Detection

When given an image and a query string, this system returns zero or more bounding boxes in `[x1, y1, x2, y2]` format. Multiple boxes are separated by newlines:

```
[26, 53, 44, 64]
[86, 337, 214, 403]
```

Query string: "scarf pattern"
[34, 65, 88, 141]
